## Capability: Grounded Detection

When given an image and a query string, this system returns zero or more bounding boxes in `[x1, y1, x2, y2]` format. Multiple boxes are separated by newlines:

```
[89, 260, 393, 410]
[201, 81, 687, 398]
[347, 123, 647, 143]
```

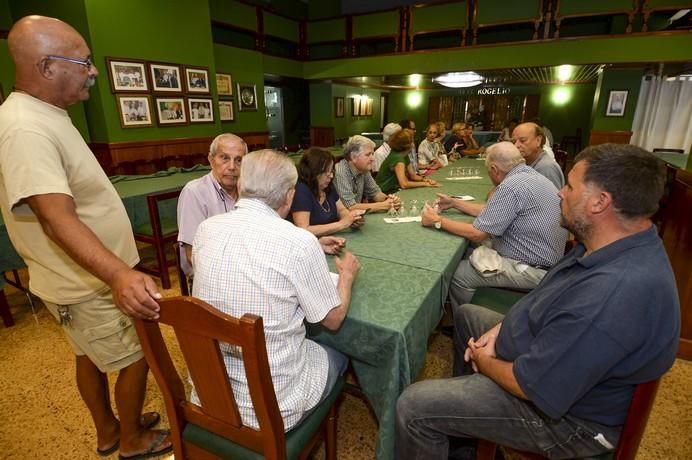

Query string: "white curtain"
[631, 76, 692, 153]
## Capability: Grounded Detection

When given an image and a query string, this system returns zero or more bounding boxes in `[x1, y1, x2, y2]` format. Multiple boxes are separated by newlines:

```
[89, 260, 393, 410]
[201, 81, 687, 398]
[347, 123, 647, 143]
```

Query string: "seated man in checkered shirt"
[190, 149, 361, 431]
[421, 141, 568, 307]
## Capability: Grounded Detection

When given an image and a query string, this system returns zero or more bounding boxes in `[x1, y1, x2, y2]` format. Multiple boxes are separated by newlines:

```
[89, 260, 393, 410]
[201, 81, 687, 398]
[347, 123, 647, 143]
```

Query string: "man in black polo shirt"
[422, 141, 568, 308]
[397, 143, 680, 459]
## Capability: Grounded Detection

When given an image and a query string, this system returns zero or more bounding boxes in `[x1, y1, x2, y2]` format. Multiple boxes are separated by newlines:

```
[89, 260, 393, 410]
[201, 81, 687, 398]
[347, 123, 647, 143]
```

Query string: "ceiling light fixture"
[434, 72, 484, 88]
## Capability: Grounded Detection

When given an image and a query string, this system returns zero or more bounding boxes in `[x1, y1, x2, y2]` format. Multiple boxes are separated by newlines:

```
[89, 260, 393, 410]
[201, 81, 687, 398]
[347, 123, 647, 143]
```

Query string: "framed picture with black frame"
[149, 62, 183, 93]
[335, 97, 344, 118]
[237, 83, 257, 111]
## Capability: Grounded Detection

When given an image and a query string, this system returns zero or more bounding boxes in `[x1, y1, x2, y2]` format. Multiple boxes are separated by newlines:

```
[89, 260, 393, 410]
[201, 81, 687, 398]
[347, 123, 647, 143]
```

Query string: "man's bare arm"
[26, 193, 161, 318]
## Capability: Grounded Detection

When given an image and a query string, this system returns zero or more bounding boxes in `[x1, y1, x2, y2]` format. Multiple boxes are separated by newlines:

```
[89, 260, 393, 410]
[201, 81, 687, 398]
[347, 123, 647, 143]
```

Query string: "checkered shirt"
[333, 160, 382, 208]
[190, 198, 341, 430]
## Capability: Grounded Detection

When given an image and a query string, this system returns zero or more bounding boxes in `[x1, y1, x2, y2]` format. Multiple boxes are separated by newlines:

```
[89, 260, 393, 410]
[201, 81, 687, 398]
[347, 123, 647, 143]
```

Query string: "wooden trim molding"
[588, 130, 632, 145]
[89, 132, 270, 172]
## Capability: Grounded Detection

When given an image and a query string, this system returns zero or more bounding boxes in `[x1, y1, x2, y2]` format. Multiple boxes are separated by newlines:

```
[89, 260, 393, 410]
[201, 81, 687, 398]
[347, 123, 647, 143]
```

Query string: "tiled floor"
[1, 270, 690, 459]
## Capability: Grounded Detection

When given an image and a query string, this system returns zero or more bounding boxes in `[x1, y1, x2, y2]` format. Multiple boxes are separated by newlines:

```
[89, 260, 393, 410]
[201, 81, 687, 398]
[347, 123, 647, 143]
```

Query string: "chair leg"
[325, 404, 338, 460]
[154, 242, 172, 289]
[0, 289, 15, 327]
[476, 439, 497, 460]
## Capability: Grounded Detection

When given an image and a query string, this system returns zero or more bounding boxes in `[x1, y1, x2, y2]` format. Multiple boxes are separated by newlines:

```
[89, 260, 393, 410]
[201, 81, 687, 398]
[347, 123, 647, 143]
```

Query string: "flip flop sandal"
[96, 411, 162, 456]
[118, 430, 173, 460]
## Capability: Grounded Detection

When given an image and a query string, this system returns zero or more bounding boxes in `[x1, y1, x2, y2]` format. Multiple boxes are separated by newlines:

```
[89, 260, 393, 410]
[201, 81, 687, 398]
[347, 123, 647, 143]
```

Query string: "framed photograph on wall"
[216, 73, 233, 96]
[237, 83, 258, 111]
[351, 97, 361, 117]
[188, 98, 214, 123]
[149, 63, 183, 93]
[154, 97, 187, 125]
[106, 58, 149, 92]
[219, 100, 235, 122]
[116, 95, 153, 128]
[184, 67, 210, 94]
[605, 90, 628, 117]
[334, 97, 344, 118]
[365, 98, 373, 116]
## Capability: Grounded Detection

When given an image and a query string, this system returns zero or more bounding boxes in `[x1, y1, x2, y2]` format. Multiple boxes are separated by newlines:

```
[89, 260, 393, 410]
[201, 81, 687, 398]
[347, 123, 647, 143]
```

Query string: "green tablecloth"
[306, 158, 491, 460]
[112, 167, 209, 229]
[0, 214, 27, 283]
[656, 152, 689, 170]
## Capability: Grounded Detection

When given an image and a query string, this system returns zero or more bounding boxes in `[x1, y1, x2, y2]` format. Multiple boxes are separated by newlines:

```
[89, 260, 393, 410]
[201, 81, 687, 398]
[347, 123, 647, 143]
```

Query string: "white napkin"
[445, 176, 483, 181]
[384, 216, 422, 224]
[452, 195, 475, 201]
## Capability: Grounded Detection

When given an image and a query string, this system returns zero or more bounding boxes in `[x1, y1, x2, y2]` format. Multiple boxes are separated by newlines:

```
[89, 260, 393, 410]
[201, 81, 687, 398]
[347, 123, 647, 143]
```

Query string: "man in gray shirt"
[512, 122, 564, 189]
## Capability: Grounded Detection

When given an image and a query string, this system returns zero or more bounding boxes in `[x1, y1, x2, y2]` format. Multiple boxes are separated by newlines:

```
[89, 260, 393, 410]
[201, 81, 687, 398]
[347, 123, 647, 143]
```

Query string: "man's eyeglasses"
[46, 55, 93, 69]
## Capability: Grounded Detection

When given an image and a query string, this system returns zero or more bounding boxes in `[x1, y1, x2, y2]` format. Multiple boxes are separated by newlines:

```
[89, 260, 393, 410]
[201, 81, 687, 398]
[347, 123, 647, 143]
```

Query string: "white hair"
[209, 133, 247, 156]
[239, 149, 297, 209]
[382, 123, 402, 142]
[343, 135, 376, 161]
[485, 142, 525, 172]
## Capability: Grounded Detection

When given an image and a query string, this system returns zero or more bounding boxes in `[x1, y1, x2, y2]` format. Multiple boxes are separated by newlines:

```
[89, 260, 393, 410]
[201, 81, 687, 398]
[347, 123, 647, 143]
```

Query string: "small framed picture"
[365, 98, 373, 116]
[219, 100, 235, 122]
[334, 97, 344, 118]
[216, 73, 233, 96]
[106, 58, 149, 93]
[154, 97, 187, 125]
[149, 63, 183, 93]
[605, 90, 628, 117]
[184, 67, 210, 94]
[116, 95, 153, 128]
[188, 98, 214, 123]
[351, 97, 361, 117]
[237, 83, 258, 111]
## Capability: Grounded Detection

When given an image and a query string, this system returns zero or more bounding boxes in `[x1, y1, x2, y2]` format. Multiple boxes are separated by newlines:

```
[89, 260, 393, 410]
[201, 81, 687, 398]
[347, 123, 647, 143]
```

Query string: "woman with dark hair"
[376, 130, 439, 194]
[291, 147, 365, 236]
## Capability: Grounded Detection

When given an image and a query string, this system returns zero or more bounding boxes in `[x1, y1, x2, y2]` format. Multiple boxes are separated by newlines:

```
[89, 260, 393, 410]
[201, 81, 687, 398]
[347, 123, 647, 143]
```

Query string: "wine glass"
[410, 200, 419, 217]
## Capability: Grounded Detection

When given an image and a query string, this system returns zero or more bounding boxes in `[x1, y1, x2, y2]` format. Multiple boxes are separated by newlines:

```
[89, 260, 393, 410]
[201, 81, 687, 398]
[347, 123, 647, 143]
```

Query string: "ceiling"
[329, 62, 692, 90]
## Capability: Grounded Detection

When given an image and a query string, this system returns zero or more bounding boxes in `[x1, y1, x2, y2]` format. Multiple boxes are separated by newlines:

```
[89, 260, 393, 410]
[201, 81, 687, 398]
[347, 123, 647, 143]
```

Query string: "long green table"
[655, 152, 689, 170]
[307, 157, 492, 460]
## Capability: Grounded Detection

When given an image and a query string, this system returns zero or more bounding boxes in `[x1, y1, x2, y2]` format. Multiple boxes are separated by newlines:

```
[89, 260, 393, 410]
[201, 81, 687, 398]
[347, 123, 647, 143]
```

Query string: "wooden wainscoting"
[588, 130, 632, 145]
[661, 168, 692, 360]
[310, 126, 335, 147]
[90, 132, 269, 174]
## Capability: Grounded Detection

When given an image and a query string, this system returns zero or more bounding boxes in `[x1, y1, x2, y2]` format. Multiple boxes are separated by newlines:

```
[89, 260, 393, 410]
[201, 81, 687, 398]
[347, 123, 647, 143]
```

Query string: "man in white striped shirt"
[421, 142, 567, 306]
[191, 149, 361, 431]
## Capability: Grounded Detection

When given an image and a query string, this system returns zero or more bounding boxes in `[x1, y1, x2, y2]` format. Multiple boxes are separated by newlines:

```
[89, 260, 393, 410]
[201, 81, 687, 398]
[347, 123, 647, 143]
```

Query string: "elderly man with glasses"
[0, 16, 172, 458]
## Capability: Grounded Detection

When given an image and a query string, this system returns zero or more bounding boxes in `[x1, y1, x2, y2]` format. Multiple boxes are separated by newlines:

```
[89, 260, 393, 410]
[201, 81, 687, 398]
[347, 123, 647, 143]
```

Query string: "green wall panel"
[538, 83, 597, 150]
[307, 18, 345, 43]
[264, 11, 299, 42]
[411, 3, 468, 33]
[262, 54, 303, 78]
[476, 0, 541, 23]
[308, 0, 340, 20]
[210, 0, 257, 31]
[591, 68, 643, 132]
[310, 83, 382, 140]
[0, 0, 12, 29]
[353, 11, 398, 38]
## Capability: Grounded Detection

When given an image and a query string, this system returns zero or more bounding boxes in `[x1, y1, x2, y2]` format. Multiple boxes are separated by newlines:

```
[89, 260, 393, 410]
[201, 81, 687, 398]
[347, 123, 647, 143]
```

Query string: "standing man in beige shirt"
[0, 16, 171, 459]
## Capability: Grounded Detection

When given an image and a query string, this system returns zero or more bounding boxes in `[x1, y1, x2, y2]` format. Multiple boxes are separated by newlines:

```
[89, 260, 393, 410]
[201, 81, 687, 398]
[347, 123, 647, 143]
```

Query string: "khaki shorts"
[43, 291, 144, 373]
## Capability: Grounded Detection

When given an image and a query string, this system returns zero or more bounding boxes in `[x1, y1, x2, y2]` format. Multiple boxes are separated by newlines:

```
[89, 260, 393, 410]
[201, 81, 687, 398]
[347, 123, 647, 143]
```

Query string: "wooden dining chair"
[475, 379, 662, 460]
[133, 189, 181, 289]
[133, 296, 344, 460]
[173, 241, 191, 296]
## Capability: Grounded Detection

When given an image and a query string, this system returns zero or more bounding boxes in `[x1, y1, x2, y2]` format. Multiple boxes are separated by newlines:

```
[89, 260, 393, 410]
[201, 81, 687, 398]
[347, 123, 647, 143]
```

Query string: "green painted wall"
[308, 0, 341, 20]
[591, 68, 643, 132]
[84, 0, 219, 142]
[214, 44, 266, 133]
[309, 83, 382, 140]
[0, 0, 12, 29]
[209, 0, 257, 30]
[539, 83, 596, 149]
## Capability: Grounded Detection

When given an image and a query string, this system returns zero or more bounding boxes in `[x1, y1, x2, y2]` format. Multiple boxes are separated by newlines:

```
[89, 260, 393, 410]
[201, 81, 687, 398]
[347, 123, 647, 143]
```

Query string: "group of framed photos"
[107, 57, 257, 128]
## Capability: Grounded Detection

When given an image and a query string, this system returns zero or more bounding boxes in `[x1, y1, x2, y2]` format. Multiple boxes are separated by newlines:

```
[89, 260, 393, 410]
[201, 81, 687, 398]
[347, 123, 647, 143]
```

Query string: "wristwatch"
[434, 219, 442, 230]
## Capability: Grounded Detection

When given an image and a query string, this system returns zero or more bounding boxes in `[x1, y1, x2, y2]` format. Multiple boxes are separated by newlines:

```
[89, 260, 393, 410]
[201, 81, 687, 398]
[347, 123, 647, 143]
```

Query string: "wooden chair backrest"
[133, 296, 287, 459]
[614, 378, 660, 460]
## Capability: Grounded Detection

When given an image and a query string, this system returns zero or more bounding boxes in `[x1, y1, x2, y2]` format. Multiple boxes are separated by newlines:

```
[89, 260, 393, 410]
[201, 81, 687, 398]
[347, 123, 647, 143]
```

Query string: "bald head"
[8, 15, 97, 108]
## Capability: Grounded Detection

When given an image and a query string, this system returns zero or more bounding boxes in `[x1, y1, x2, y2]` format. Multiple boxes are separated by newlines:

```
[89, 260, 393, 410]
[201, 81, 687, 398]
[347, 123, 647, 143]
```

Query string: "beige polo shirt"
[0, 92, 139, 304]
